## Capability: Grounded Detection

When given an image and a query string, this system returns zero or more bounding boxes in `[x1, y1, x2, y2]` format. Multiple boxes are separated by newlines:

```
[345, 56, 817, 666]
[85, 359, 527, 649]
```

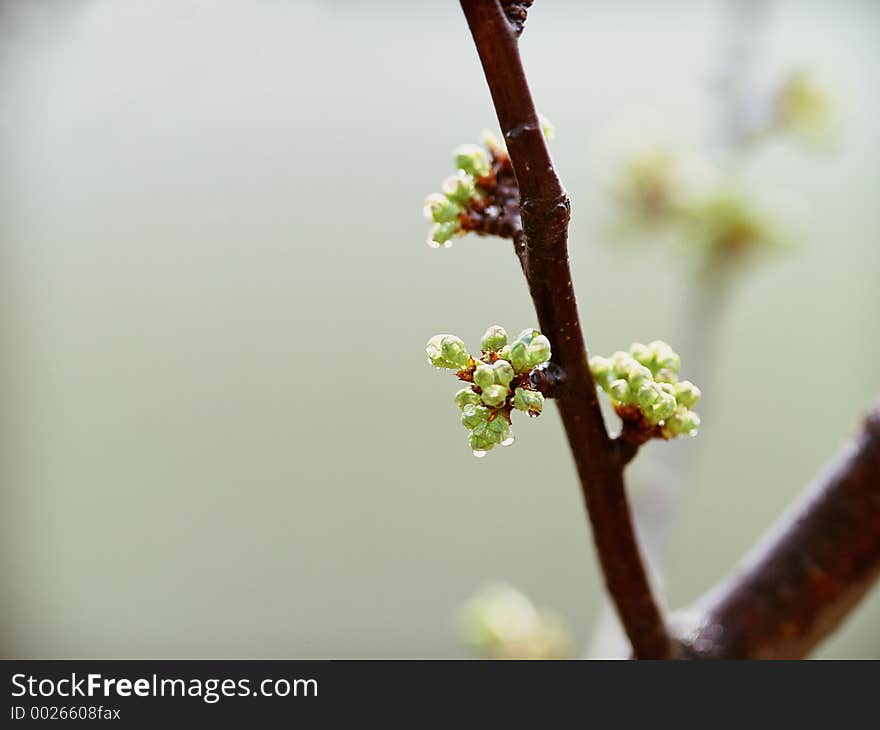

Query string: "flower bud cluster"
[589, 340, 701, 440]
[427, 325, 551, 456]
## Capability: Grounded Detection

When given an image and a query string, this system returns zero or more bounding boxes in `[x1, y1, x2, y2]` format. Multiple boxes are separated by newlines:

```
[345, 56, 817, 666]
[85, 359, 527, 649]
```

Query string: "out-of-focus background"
[1, 0, 878, 658]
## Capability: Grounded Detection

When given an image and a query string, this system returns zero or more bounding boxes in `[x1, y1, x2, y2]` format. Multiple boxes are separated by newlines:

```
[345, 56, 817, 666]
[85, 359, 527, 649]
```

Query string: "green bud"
[647, 393, 676, 424]
[426, 334, 470, 369]
[442, 171, 477, 205]
[513, 387, 544, 415]
[526, 335, 552, 368]
[654, 368, 678, 384]
[497, 345, 512, 361]
[609, 379, 630, 405]
[469, 431, 495, 453]
[428, 221, 459, 248]
[637, 382, 660, 409]
[481, 325, 508, 353]
[662, 406, 701, 437]
[480, 383, 508, 408]
[473, 364, 496, 391]
[611, 351, 635, 379]
[627, 363, 652, 389]
[455, 388, 482, 409]
[649, 340, 680, 374]
[423, 193, 461, 224]
[454, 144, 491, 178]
[486, 417, 510, 444]
[461, 403, 490, 429]
[441, 335, 470, 368]
[589, 356, 613, 389]
[674, 380, 701, 409]
[629, 342, 654, 368]
[509, 341, 529, 373]
[492, 360, 515, 387]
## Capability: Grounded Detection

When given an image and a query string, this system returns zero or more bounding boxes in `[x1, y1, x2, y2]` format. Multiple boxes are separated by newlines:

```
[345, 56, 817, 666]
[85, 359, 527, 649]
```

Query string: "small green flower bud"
[473, 364, 496, 390]
[662, 406, 701, 437]
[485, 417, 511, 444]
[648, 393, 676, 424]
[674, 380, 701, 409]
[627, 363, 652, 389]
[469, 431, 495, 453]
[589, 356, 613, 389]
[455, 388, 482, 409]
[454, 144, 491, 178]
[442, 171, 477, 205]
[461, 403, 490, 429]
[481, 325, 508, 353]
[513, 387, 544, 415]
[423, 193, 461, 224]
[609, 379, 630, 405]
[428, 221, 459, 248]
[509, 341, 529, 373]
[480, 383, 508, 408]
[426, 334, 470, 369]
[649, 340, 680, 373]
[611, 351, 635, 379]
[637, 382, 660, 409]
[492, 360, 515, 387]
[441, 335, 470, 368]
[497, 345, 511, 361]
[654, 368, 678, 384]
[527, 335, 552, 368]
[629, 342, 653, 368]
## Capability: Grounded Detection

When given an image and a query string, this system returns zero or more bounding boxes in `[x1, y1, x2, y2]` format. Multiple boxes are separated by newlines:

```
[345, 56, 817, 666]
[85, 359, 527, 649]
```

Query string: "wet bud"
[513, 387, 544, 415]
[461, 403, 490, 429]
[648, 393, 677, 424]
[589, 356, 613, 389]
[455, 388, 482, 409]
[485, 417, 511, 444]
[674, 380, 701, 409]
[492, 360, 515, 387]
[428, 221, 459, 248]
[474, 364, 496, 391]
[637, 382, 660, 409]
[442, 171, 477, 205]
[509, 341, 529, 373]
[454, 144, 491, 178]
[609, 379, 630, 405]
[427, 334, 470, 369]
[654, 368, 678, 384]
[629, 342, 653, 368]
[527, 335, 552, 368]
[469, 431, 495, 453]
[481, 325, 508, 353]
[627, 363, 652, 389]
[480, 384, 508, 408]
[423, 193, 461, 224]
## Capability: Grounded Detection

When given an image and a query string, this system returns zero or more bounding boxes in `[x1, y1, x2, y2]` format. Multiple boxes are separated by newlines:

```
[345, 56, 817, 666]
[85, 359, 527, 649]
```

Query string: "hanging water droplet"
[501, 435, 515, 447]
[427, 239, 441, 249]
[472, 450, 487, 458]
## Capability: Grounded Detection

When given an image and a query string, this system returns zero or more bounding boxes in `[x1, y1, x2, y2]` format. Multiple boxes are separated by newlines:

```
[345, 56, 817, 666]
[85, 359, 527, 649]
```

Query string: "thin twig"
[459, 0, 672, 659]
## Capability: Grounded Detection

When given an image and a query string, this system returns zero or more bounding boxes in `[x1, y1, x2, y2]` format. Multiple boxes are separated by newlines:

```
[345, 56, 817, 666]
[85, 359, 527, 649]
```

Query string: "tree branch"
[677, 403, 880, 659]
[459, 0, 673, 659]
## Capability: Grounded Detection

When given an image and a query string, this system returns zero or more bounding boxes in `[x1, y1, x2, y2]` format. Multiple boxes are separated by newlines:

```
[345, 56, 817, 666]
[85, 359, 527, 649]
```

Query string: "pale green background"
[1, 0, 878, 657]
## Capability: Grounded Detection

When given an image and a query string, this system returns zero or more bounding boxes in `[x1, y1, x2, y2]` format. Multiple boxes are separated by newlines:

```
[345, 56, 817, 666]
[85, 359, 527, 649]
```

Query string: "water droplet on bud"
[501, 436, 515, 447]
[472, 450, 487, 458]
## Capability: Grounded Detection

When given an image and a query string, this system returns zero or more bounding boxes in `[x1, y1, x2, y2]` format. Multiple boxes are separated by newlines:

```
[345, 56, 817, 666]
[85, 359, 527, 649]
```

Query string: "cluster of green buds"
[422, 144, 493, 248]
[426, 325, 551, 456]
[589, 341, 701, 440]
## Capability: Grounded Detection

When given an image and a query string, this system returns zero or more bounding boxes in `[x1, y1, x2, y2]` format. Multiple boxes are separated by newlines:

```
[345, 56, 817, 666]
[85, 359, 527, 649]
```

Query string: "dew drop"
[427, 239, 441, 249]
[472, 450, 487, 458]
[501, 435, 515, 447]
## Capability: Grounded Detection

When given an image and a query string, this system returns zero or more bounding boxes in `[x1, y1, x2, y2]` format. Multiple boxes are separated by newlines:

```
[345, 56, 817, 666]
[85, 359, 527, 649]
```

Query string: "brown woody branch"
[677, 404, 880, 659]
[460, 0, 673, 659]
